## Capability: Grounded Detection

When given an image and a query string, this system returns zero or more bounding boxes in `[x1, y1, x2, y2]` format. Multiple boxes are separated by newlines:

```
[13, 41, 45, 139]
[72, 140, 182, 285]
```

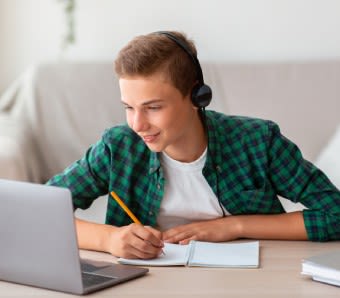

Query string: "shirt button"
[149, 211, 153, 216]
[216, 165, 222, 172]
[157, 183, 161, 190]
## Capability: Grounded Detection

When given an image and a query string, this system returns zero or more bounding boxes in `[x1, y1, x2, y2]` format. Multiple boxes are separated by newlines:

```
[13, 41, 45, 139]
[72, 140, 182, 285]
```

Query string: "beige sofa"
[0, 61, 339, 222]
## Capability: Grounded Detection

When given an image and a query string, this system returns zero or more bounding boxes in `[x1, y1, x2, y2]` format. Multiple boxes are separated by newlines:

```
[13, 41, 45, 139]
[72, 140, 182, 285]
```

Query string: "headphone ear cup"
[191, 84, 212, 108]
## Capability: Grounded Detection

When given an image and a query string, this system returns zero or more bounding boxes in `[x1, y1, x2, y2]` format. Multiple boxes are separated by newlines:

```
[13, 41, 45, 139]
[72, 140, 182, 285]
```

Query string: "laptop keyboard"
[81, 262, 105, 272]
[82, 272, 117, 288]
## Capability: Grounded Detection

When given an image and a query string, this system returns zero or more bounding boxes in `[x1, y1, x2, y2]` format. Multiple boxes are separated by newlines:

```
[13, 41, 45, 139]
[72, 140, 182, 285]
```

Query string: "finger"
[131, 226, 163, 251]
[145, 226, 163, 240]
[163, 229, 193, 243]
[122, 243, 160, 259]
[135, 225, 163, 248]
[178, 235, 198, 245]
[129, 233, 163, 258]
[162, 226, 184, 242]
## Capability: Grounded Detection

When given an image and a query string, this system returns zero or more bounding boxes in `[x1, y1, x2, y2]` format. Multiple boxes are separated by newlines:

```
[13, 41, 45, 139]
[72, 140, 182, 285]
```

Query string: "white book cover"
[302, 250, 340, 287]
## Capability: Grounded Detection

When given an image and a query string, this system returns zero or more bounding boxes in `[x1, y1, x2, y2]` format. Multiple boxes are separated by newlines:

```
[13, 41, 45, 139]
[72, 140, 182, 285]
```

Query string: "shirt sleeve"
[267, 121, 340, 241]
[46, 138, 111, 210]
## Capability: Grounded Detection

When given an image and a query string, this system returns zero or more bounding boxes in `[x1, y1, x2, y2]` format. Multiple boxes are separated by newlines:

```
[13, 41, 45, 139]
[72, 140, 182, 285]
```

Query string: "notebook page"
[188, 241, 259, 268]
[118, 243, 189, 266]
[312, 275, 340, 287]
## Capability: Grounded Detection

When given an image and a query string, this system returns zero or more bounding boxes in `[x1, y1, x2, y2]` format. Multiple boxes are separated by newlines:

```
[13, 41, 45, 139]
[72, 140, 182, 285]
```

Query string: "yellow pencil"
[110, 191, 141, 224]
[110, 191, 165, 255]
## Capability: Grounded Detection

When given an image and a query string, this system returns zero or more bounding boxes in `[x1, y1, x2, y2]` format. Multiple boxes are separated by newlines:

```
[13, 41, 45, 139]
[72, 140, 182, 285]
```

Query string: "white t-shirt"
[157, 148, 229, 231]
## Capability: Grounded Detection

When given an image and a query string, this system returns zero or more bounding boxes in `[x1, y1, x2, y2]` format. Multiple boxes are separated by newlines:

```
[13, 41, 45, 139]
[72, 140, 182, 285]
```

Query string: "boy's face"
[119, 74, 200, 156]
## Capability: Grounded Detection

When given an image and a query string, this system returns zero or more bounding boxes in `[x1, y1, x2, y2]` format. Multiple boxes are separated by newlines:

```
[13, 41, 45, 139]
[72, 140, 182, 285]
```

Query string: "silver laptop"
[0, 179, 148, 295]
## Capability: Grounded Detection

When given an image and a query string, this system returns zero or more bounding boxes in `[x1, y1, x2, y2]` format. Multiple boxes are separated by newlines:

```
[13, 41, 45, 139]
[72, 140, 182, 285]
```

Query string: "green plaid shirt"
[47, 110, 340, 241]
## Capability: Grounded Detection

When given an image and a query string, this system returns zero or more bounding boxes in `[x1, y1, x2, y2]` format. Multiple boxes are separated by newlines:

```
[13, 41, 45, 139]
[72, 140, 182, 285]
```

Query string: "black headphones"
[156, 31, 212, 109]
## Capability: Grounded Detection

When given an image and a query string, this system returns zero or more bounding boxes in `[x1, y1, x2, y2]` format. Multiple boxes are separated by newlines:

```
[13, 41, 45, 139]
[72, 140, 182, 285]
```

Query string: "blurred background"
[0, 0, 339, 220]
[1, 0, 340, 95]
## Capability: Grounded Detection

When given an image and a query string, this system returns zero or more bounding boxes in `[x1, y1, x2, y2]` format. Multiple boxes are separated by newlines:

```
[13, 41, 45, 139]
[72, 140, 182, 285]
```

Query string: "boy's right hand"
[104, 223, 164, 259]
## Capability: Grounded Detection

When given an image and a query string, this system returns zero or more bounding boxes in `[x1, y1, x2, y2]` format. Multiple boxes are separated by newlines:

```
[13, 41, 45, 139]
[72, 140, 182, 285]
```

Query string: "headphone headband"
[156, 31, 204, 84]
[154, 31, 212, 108]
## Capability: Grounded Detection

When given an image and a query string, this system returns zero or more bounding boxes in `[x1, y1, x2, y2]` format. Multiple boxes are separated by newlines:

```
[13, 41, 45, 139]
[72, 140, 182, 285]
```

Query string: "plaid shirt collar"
[149, 151, 160, 175]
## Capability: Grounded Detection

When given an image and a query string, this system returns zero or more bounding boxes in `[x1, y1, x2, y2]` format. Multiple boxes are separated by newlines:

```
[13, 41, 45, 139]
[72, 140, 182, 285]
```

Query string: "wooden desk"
[0, 240, 339, 297]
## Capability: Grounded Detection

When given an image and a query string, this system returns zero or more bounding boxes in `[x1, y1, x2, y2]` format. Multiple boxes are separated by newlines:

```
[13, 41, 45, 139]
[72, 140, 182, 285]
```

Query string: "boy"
[47, 31, 340, 259]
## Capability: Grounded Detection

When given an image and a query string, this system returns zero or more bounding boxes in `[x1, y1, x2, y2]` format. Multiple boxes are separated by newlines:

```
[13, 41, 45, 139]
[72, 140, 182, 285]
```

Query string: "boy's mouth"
[141, 132, 160, 143]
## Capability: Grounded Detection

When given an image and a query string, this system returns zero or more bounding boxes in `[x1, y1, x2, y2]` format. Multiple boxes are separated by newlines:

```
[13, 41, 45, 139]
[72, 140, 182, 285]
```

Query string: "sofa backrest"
[0, 63, 126, 182]
[30, 63, 126, 181]
[203, 61, 340, 162]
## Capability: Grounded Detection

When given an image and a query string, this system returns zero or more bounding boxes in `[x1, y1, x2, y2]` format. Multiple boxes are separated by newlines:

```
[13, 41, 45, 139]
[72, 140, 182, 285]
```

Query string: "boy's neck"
[163, 113, 207, 163]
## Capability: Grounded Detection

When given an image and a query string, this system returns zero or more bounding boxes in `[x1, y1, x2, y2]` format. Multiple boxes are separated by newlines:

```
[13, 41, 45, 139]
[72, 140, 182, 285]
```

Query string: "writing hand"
[105, 223, 164, 259]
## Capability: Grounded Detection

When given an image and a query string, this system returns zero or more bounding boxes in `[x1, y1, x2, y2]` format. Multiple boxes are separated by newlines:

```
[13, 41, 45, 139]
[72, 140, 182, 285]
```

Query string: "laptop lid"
[0, 179, 148, 294]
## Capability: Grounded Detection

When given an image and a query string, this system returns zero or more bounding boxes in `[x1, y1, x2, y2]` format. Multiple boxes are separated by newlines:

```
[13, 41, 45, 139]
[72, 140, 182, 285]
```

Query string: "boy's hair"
[114, 31, 198, 97]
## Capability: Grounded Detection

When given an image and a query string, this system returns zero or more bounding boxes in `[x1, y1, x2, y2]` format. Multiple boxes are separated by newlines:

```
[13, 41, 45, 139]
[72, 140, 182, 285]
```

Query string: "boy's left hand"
[162, 217, 240, 244]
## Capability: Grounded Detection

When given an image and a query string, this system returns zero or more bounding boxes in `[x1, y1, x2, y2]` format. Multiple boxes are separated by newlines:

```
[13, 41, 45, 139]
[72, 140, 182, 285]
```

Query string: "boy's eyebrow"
[121, 99, 164, 106]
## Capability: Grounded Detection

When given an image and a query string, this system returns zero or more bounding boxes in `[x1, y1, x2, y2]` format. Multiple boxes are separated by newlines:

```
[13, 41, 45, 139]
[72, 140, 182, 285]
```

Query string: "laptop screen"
[0, 179, 148, 294]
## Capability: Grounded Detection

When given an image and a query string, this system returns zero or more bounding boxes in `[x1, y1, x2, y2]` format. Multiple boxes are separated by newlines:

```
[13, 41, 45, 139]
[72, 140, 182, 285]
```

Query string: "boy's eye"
[124, 106, 133, 110]
[148, 106, 161, 110]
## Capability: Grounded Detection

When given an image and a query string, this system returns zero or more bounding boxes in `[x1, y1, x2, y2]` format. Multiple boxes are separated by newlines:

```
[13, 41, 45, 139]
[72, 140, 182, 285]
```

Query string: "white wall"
[1, 0, 340, 94]
[0, 0, 63, 93]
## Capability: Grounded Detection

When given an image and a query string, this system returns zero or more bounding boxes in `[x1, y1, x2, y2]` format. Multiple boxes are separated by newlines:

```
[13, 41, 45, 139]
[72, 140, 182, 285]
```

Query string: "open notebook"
[118, 241, 259, 268]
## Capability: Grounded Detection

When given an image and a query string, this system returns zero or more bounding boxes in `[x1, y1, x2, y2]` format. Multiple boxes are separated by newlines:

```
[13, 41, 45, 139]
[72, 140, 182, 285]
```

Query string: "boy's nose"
[132, 112, 149, 132]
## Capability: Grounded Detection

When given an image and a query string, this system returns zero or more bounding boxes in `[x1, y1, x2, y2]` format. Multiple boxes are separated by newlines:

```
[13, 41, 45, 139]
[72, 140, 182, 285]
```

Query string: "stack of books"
[302, 250, 340, 287]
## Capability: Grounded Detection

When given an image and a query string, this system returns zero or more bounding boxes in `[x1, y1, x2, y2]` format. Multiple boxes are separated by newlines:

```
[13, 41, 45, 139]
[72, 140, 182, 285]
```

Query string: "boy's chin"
[144, 143, 164, 153]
